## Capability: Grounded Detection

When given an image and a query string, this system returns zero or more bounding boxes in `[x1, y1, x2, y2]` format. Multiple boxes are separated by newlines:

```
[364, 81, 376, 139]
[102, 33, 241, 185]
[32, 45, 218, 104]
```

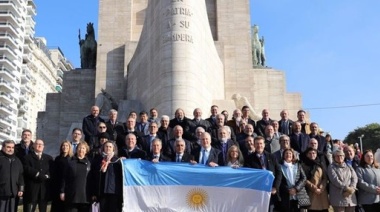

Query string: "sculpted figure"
[251, 25, 266, 67]
[79, 22, 97, 69]
[259, 36, 266, 66]
[231, 94, 261, 120]
[95, 89, 118, 116]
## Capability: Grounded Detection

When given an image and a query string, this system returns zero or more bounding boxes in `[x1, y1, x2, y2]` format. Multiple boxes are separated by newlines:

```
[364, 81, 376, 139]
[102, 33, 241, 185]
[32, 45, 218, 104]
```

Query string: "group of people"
[1, 104, 379, 212]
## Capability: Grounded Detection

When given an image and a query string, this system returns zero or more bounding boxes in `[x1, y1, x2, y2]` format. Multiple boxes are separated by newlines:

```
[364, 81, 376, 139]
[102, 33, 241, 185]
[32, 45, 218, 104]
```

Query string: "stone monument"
[37, 0, 302, 155]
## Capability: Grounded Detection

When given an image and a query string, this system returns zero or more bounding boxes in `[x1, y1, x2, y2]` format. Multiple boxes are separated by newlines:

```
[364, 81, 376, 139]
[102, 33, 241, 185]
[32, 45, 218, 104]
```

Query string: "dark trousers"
[362, 202, 380, 212]
[66, 203, 90, 212]
[0, 196, 16, 212]
[100, 194, 122, 212]
[23, 200, 48, 212]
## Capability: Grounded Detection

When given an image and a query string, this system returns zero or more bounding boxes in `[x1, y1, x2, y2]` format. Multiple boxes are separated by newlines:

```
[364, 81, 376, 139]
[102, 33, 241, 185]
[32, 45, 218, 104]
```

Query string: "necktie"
[222, 143, 227, 160]
[37, 154, 41, 160]
[259, 155, 266, 169]
[72, 143, 77, 153]
[201, 149, 206, 164]
[176, 154, 180, 162]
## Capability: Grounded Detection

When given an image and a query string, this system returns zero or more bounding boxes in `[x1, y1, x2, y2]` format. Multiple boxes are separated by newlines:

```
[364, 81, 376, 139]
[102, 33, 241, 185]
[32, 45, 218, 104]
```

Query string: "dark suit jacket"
[278, 119, 293, 135]
[212, 139, 236, 165]
[205, 116, 217, 128]
[192, 147, 223, 166]
[188, 119, 211, 140]
[146, 153, 171, 162]
[226, 119, 241, 135]
[23, 152, 54, 202]
[157, 127, 173, 151]
[136, 122, 150, 135]
[105, 120, 123, 141]
[290, 133, 310, 153]
[165, 138, 192, 158]
[255, 119, 273, 136]
[116, 126, 145, 152]
[172, 152, 193, 163]
[244, 151, 282, 194]
[82, 115, 105, 148]
[169, 117, 192, 140]
[209, 126, 237, 143]
[309, 134, 327, 153]
[118, 148, 147, 160]
[140, 134, 162, 153]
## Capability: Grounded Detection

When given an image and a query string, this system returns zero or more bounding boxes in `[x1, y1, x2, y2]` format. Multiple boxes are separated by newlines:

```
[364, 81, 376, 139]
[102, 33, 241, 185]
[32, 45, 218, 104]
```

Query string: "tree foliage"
[344, 123, 380, 151]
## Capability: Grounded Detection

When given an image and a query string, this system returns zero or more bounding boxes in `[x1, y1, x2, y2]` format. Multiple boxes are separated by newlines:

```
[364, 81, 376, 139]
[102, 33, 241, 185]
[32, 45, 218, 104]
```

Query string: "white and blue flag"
[123, 159, 274, 211]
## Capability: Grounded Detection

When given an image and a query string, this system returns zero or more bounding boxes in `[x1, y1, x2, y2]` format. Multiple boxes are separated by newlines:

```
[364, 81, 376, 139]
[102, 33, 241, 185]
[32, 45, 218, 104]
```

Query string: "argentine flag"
[123, 159, 274, 212]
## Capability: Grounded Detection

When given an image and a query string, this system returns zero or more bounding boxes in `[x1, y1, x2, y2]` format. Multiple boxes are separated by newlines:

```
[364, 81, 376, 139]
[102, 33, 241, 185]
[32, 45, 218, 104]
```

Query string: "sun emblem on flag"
[186, 188, 208, 210]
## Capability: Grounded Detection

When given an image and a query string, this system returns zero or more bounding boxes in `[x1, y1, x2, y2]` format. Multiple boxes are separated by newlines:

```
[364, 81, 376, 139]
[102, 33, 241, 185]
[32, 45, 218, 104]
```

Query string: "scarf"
[100, 152, 115, 172]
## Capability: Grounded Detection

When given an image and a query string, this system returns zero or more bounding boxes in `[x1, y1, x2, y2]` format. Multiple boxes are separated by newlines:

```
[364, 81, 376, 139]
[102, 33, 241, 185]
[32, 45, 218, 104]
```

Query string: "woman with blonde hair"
[356, 149, 380, 212]
[51, 140, 73, 212]
[61, 142, 92, 212]
[226, 145, 244, 168]
[279, 148, 309, 212]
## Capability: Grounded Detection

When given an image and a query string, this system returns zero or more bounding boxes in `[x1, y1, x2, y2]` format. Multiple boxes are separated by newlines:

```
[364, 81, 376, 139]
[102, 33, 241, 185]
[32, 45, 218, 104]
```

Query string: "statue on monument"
[232, 93, 261, 120]
[259, 36, 266, 66]
[79, 22, 97, 69]
[95, 88, 119, 116]
[251, 25, 266, 67]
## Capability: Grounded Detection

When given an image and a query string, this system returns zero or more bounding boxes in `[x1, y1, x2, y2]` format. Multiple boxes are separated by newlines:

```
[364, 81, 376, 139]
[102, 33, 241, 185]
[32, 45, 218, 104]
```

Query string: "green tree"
[344, 123, 380, 151]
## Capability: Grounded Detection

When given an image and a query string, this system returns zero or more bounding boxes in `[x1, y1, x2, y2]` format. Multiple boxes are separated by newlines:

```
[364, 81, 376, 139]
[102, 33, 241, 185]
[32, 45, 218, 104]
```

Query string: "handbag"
[297, 187, 311, 207]
[92, 202, 100, 212]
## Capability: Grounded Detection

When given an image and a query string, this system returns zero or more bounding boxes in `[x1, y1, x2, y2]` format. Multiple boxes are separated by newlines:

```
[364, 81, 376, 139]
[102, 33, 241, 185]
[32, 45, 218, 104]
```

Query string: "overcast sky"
[34, 0, 380, 141]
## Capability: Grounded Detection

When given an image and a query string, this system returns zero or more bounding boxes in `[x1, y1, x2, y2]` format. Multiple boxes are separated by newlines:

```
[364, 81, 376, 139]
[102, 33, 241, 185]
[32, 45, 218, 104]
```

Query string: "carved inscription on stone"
[162, 1, 194, 45]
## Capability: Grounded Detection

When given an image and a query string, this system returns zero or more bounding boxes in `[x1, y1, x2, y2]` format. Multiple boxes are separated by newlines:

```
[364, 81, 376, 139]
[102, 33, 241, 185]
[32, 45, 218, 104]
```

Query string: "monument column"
[127, 0, 224, 116]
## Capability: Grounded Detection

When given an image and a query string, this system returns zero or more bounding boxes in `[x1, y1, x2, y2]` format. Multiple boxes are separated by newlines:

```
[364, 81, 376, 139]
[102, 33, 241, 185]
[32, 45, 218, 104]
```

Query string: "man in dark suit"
[255, 109, 273, 136]
[309, 122, 327, 153]
[165, 125, 192, 158]
[105, 109, 123, 141]
[289, 121, 310, 154]
[82, 106, 105, 149]
[226, 109, 243, 136]
[245, 136, 282, 212]
[22, 139, 53, 212]
[278, 110, 293, 135]
[241, 106, 256, 130]
[272, 135, 299, 163]
[205, 105, 219, 128]
[209, 114, 237, 143]
[0, 140, 24, 212]
[188, 108, 211, 140]
[136, 111, 150, 136]
[191, 132, 222, 167]
[147, 138, 171, 162]
[15, 129, 34, 163]
[212, 126, 236, 165]
[157, 115, 173, 151]
[118, 134, 147, 159]
[241, 135, 255, 162]
[168, 108, 192, 140]
[117, 117, 144, 151]
[140, 121, 160, 153]
[172, 139, 193, 162]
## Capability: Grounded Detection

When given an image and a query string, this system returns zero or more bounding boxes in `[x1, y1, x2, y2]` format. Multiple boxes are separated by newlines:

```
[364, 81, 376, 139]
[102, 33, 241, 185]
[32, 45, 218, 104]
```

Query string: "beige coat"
[304, 166, 330, 210]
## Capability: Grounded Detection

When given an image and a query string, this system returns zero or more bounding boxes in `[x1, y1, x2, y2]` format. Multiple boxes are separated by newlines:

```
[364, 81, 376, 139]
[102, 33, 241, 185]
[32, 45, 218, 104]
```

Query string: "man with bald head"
[278, 109, 293, 135]
[255, 109, 273, 136]
[118, 134, 147, 159]
[82, 105, 105, 149]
